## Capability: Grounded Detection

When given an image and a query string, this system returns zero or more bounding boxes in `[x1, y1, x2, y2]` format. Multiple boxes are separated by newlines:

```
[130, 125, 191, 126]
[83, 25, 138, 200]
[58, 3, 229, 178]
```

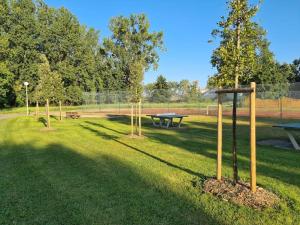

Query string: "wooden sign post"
[215, 82, 257, 193]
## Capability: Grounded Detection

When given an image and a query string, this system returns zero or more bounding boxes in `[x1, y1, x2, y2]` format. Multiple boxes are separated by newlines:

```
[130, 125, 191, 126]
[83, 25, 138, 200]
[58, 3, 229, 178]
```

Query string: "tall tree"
[0, 36, 14, 107]
[8, 0, 40, 105]
[103, 14, 164, 101]
[152, 75, 170, 102]
[291, 58, 300, 82]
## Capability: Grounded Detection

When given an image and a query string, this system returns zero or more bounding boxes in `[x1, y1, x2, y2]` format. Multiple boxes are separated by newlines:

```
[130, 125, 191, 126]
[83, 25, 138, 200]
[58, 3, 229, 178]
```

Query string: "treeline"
[144, 75, 202, 103]
[0, 0, 163, 107]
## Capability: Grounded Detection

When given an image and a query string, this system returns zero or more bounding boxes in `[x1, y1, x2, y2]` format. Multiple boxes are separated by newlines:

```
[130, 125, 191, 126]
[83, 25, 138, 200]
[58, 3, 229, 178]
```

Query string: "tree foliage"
[144, 77, 201, 103]
[34, 55, 64, 104]
[103, 14, 164, 102]
[208, 0, 290, 89]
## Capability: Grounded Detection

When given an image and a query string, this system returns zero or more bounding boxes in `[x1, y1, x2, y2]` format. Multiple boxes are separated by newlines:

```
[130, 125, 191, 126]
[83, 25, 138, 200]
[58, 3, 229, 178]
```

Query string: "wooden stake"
[46, 99, 50, 128]
[232, 92, 238, 183]
[279, 97, 283, 120]
[217, 94, 223, 180]
[131, 103, 134, 136]
[59, 100, 62, 121]
[36, 101, 39, 118]
[138, 99, 142, 136]
[250, 82, 256, 193]
[135, 102, 138, 134]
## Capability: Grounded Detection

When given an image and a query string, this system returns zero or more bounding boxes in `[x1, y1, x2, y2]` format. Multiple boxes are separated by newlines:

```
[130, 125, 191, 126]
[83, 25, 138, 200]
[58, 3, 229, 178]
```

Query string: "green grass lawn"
[0, 115, 299, 225]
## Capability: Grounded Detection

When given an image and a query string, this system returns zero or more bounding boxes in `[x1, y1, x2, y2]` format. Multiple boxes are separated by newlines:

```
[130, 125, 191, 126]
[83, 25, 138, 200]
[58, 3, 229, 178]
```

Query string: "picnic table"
[66, 112, 80, 119]
[273, 123, 300, 150]
[146, 113, 188, 128]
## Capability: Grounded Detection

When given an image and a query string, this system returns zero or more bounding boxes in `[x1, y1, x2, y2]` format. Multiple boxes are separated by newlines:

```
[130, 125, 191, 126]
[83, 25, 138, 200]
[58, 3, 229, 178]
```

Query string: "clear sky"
[44, 0, 300, 87]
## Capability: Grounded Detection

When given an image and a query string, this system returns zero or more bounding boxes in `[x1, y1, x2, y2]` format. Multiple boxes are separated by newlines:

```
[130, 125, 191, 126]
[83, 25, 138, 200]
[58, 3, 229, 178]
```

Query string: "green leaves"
[34, 54, 64, 104]
[104, 14, 164, 102]
[0, 2, 164, 107]
[209, 0, 280, 88]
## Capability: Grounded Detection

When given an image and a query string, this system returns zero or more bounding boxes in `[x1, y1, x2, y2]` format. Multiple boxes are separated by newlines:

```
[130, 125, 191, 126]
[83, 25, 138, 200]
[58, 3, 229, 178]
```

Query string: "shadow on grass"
[84, 120, 127, 135]
[38, 117, 47, 127]
[81, 124, 205, 178]
[104, 115, 300, 188]
[0, 142, 220, 225]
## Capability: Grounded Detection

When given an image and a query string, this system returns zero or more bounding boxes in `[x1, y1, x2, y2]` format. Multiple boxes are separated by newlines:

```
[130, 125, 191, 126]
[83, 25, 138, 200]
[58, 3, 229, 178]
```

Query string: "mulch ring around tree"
[203, 178, 280, 210]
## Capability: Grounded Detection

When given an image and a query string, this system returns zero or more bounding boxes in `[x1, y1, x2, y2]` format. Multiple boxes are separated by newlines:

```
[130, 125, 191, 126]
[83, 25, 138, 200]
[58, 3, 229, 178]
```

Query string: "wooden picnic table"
[66, 111, 80, 119]
[146, 113, 188, 128]
[273, 123, 300, 150]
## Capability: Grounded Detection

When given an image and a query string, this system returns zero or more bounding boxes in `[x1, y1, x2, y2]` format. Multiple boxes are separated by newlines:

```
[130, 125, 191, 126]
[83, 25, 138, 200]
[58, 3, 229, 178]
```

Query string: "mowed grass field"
[0, 115, 299, 225]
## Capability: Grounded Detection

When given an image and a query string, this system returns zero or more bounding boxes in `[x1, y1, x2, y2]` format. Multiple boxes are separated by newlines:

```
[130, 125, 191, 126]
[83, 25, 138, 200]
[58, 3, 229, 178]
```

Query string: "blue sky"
[44, 0, 300, 87]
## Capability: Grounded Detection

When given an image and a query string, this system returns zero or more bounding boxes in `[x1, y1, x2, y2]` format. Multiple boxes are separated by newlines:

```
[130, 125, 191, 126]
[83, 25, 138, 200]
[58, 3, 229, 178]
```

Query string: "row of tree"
[144, 75, 201, 103]
[0, 0, 163, 107]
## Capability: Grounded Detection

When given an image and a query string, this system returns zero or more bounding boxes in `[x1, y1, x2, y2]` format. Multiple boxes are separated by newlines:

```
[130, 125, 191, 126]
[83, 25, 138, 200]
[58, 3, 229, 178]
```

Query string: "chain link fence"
[77, 83, 300, 119]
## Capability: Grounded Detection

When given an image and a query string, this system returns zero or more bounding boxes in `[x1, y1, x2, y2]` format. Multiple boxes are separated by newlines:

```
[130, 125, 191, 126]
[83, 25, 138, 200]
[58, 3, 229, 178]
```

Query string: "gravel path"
[0, 113, 26, 120]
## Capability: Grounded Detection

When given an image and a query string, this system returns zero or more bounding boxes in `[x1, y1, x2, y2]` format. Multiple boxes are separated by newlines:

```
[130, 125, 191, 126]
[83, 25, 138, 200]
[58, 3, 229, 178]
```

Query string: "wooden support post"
[46, 99, 50, 128]
[217, 94, 223, 180]
[59, 100, 62, 121]
[36, 101, 39, 118]
[232, 92, 238, 183]
[138, 99, 142, 136]
[131, 103, 134, 136]
[250, 82, 256, 193]
[279, 97, 283, 120]
[135, 102, 138, 134]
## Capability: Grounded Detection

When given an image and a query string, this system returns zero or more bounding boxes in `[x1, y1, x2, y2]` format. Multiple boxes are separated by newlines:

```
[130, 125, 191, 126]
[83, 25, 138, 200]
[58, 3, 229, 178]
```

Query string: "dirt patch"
[203, 178, 280, 209]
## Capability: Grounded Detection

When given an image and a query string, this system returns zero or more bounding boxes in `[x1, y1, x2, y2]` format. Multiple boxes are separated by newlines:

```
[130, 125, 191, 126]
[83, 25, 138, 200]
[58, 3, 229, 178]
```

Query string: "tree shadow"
[80, 124, 206, 178]
[0, 142, 220, 225]
[50, 115, 59, 120]
[105, 116, 300, 188]
[38, 117, 47, 127]
[84, 120, 127, 135]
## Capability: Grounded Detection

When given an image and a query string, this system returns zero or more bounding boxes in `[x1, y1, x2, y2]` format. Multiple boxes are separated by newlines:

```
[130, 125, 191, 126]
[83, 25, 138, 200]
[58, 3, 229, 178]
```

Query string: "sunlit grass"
[0, 115, 299, 224]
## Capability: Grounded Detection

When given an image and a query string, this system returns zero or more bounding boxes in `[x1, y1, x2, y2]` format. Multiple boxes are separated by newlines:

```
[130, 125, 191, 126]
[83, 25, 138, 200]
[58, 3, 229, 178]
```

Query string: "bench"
[66, 112, 80, 119]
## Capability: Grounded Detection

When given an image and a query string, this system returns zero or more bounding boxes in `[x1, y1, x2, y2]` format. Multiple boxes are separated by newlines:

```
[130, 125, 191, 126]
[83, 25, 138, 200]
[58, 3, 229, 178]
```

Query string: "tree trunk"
[232, 0, 241, 184]
[232, 93, 238, 183]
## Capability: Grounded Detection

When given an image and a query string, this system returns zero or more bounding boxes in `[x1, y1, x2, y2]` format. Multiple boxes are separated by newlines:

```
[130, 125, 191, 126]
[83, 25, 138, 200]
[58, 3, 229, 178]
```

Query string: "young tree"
[104, 14, 164, 135]
[210, 0, 268, 87]
[34, 54, 64, 104]
[210, 0, 267, 183]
